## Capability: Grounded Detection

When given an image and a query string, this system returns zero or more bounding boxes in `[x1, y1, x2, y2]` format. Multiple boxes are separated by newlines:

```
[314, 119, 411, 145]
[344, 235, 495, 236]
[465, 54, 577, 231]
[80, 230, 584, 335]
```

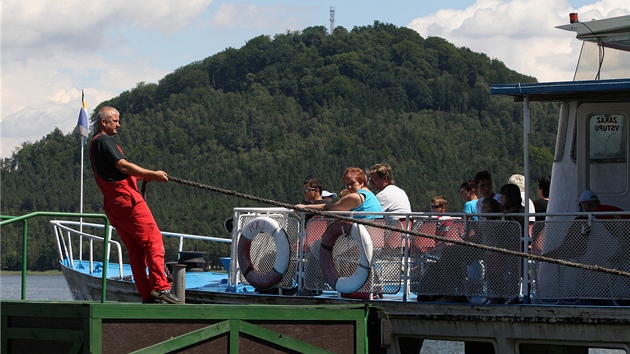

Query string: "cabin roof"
[556, 15, 630, 52]
[490, 78, 630, 102]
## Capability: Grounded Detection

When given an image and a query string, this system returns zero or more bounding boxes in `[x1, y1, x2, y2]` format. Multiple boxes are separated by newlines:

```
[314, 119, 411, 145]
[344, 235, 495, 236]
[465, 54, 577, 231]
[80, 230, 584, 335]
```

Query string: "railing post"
[21, 220, 28, 300]
[297, 215, 306, 296]
[101, 218, 111, 303]
[172, 264, 187, 303]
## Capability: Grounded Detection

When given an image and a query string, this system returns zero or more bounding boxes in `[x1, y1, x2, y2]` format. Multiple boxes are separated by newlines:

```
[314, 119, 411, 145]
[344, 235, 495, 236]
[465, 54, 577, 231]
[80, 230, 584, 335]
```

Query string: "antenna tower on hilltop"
[330, 6, 335, 34]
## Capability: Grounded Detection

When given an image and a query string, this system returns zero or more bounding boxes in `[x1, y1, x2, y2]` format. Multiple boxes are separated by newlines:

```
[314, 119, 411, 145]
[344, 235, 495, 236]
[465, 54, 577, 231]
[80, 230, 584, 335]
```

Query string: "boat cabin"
[489, 15, 630, 305]
[491, 15, 630, 214]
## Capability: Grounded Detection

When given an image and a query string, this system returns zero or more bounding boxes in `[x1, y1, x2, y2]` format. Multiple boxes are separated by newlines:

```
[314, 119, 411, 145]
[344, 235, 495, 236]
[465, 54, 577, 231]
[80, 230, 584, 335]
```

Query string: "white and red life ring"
[319, 220, 373, 293]
[237, 217, 290, 290]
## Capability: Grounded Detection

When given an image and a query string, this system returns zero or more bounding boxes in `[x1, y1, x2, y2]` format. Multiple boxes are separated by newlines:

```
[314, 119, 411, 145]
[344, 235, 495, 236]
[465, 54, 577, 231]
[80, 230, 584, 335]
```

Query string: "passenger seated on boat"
[431, 196, 453, 240]
[506, 174, 536, 222]
[295, 167, 382, 219]
[301, 178, 327, 224]
[543, 190, 626, 260]
[500, 184, 525, 229]
[412, 196, 475, 302]
[474, 170, 503, 220]
[481, 198, 504, 218]
[531, 175, 551, 251]
[534, 175, 550, 222]
[486, 184, 523, 303]
[409, 196, 455, 253]
[296, 168, 382, 298]
[321, 190, 337, 203]
[302, 178, 326, 204]
[367, 163, 411, 219]
[460, 180, 478, 221]
[413, 197, 510, 303]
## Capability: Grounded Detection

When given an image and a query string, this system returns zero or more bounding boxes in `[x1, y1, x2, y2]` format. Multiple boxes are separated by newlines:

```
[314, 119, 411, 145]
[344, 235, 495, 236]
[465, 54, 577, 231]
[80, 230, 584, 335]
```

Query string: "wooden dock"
[3, 300, 630, 353]
[186, 290, 630, 353]
[1, 301, 387, 353]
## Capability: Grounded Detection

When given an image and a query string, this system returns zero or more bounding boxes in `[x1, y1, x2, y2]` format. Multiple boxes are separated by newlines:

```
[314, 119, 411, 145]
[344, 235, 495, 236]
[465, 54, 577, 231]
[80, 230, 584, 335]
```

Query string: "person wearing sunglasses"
[301, 178, 328, 224]
[302, 178, 325, 205]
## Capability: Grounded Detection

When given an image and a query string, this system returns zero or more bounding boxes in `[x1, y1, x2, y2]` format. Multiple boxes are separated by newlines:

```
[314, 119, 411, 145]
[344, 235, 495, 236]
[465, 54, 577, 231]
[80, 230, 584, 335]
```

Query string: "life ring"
[237, 217, 291, 290]
[319, 220, 373, 293]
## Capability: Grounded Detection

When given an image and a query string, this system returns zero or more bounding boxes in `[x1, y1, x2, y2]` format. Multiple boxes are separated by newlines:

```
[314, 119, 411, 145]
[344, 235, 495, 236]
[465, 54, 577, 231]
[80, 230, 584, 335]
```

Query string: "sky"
[1, 0, 629, 159]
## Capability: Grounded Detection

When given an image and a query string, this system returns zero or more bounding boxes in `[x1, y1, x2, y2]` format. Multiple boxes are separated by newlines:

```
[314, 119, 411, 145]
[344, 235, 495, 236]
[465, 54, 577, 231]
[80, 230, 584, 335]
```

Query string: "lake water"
[0, 274, 72, 301]
[0, 274, 623, 353]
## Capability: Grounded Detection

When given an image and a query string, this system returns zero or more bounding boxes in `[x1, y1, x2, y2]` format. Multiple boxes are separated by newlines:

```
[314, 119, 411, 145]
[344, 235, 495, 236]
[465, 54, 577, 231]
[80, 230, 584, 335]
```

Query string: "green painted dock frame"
[1, 301, 390, 353]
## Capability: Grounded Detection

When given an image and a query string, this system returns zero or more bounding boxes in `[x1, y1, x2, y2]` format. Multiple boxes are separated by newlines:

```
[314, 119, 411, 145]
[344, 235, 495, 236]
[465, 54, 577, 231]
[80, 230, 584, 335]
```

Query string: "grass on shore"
[0, 270, 63, 276]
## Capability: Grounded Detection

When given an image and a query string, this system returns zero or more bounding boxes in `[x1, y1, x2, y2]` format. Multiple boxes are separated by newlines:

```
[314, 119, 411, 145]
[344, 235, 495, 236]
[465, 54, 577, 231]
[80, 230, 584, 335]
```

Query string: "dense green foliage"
[1, 22, 557, 270]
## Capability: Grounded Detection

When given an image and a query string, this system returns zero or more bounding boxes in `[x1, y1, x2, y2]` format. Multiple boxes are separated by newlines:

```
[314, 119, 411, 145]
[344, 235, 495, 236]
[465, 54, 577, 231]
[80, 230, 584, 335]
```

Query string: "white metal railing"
[228, 208, 630, 304]
[51, 220, 124, 278]
[51, 220, 233, 280]
[51, 208, 630, 304]
[161, 231, 232, 253]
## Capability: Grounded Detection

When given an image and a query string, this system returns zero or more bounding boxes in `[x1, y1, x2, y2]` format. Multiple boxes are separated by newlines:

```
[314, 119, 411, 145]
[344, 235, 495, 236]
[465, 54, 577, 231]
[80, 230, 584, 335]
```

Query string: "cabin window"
[588, 114, 627, 193]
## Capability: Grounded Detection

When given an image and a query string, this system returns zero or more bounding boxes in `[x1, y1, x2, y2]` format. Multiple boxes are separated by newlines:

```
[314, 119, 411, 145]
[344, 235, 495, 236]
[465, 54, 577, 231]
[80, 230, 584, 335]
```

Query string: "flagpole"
[79, 93, 85, 261]
[79, 91, 86, 217]
[74, 90, 89, 262]
[79, 133, 84, 262]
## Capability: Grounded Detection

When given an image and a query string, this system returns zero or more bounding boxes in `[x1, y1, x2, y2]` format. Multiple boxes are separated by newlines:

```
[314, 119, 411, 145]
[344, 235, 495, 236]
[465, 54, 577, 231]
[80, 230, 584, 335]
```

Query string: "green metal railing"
[1, 301, 387, 353]
[0, 212, 111, 302]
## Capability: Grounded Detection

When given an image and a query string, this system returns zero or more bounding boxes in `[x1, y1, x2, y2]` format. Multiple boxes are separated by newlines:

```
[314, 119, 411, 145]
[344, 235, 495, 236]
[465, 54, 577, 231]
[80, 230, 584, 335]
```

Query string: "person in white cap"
[321, 190, 337, 203]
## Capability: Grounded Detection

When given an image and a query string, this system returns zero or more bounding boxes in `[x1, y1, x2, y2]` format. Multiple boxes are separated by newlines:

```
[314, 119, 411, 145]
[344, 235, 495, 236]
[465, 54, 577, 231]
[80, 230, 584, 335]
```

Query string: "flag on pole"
[73, 90, 89, 145]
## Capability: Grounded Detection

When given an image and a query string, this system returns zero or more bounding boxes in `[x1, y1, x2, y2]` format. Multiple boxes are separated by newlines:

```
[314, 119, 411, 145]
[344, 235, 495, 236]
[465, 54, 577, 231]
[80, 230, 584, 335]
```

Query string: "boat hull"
[61, 265, 141, 302]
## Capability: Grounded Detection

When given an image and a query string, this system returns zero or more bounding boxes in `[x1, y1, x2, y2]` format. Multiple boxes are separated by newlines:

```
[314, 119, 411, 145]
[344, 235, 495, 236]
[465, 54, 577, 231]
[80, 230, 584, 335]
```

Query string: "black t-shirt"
[90, 133, 128, 182]
[304, 200, 327, 224]
[533, 199, 549, 221]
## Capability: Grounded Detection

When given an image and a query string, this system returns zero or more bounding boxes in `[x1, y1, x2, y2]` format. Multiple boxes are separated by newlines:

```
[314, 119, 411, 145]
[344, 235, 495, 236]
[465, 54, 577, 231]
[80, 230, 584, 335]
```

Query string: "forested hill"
[1, 22, 557, 270]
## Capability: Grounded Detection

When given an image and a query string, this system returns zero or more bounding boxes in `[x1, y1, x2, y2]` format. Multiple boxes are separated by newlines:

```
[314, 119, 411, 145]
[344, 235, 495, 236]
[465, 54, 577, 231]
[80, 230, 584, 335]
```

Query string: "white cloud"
[1, 48, 167, 127]
[407, 0, 630, 82]
[1, 0, 214, 158]
[2, 0, 214, 63]
[1, 103, 76, 158]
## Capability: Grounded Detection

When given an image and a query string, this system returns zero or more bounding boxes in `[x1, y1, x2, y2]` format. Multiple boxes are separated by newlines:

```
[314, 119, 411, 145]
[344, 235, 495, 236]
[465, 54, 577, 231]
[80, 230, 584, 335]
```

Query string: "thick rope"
[167, 175, 630, 278]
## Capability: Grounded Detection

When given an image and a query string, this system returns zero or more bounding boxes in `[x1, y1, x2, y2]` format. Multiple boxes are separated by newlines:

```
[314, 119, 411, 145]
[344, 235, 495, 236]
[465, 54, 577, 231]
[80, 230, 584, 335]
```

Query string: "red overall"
[90, 136, 170, 300]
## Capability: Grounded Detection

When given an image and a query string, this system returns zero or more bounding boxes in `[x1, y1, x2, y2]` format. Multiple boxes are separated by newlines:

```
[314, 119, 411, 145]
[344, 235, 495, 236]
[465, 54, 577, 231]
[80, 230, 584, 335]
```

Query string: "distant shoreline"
[0, 270, 63, 276]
